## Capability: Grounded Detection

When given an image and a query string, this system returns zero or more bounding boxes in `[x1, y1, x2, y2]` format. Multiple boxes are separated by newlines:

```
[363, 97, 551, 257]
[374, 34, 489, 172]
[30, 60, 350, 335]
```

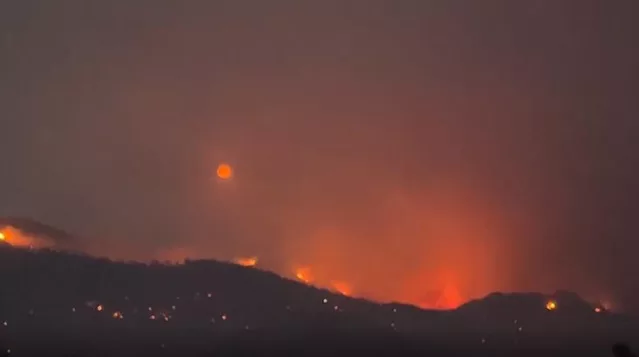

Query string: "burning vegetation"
[0, 216, 613, 312]
[295, 267, 314, 284]
[233, 256, 258, 267]
[0, 225, 55, 250]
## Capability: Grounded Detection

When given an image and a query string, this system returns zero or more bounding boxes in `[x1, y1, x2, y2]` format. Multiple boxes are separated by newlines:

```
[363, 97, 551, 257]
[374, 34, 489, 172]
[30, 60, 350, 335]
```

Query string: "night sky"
[1, 1, 638, 311]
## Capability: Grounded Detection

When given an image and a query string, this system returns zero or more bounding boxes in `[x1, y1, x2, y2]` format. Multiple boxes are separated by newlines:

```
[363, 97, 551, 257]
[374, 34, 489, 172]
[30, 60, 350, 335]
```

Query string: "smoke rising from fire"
[1, 1, 638, 311]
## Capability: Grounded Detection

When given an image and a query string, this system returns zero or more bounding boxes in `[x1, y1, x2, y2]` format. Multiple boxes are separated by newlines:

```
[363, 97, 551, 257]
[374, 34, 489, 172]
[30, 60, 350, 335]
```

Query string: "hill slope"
[0, 221, 637, 355]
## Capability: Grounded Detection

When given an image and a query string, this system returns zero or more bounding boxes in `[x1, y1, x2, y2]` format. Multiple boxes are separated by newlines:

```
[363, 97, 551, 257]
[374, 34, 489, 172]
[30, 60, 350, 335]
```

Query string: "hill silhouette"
[0, 220, 637, 356]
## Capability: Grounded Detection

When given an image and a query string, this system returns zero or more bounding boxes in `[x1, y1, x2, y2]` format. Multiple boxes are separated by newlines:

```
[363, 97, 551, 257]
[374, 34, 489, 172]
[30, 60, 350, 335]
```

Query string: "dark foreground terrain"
[0, 242, 637, 356]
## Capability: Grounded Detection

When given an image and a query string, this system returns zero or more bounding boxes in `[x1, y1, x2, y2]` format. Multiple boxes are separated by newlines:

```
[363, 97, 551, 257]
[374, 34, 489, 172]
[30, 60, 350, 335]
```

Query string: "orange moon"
[216, 163, 233, 180]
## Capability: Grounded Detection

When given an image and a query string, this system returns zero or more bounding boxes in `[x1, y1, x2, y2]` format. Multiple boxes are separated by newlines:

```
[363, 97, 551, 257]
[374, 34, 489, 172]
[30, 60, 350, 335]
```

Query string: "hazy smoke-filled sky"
[1, 0, 638, 310]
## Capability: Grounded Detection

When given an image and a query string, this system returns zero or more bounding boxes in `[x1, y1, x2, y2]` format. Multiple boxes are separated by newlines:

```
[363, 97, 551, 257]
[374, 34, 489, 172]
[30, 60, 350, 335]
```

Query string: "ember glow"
[434, 284, 464, 310]
[331, 281, 352, 296]
[234, 256, 258, 267]
[0, 226, 54, 249]
[295, 267, 313, 284]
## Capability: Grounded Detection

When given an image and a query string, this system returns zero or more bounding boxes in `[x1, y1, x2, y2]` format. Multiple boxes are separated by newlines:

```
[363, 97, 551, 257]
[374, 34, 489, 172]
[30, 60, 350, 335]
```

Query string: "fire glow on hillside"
[0, 226, 54, 249]
[234, 256, 258, 267]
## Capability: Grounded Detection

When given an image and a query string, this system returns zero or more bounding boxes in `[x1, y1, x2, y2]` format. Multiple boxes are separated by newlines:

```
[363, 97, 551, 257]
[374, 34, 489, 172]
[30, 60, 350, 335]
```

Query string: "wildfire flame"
[546, 300, 557, 311]
[331, 281, 352, 296]
[0, 226, 54, 249]
[295, 267, 313, 284]
[433, 284, 464, 310]
[234, 256, 258, 267]
[293, 267, 352, 296]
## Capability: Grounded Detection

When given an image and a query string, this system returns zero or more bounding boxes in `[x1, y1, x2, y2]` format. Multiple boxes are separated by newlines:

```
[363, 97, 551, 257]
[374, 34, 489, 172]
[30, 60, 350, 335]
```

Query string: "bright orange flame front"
[331, 281, 352, 296]
[546, 300, 557, 311]
[234, 256, 258, 267]
[0, 226, 54, 249]
[295, 267, 313, 284]
[435, 284, 464, 310]
[216, 163, 233, 180]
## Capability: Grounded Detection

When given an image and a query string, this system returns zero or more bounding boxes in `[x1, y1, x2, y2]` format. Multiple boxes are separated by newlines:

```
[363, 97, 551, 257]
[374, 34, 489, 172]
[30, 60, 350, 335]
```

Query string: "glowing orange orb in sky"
[216, 163, 233, 180]
[545, 300, 557, 311]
